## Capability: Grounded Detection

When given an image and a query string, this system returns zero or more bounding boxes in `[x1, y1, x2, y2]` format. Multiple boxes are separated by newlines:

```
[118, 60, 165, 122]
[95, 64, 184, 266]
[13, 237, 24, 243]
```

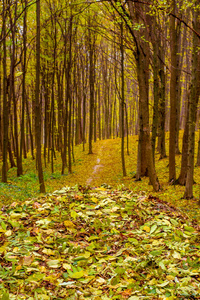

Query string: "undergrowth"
[0, 132, 200, 223]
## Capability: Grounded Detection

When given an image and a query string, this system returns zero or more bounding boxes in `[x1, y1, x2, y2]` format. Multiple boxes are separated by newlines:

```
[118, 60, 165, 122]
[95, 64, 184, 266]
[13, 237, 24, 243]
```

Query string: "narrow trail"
[85, 146, 104, 185]
[81, 138, 200, 224]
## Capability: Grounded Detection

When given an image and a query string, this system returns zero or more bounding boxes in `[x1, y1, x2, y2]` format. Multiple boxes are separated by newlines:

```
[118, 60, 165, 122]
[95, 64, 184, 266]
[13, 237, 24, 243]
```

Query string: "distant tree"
[2, 0, 9, 183]
[169, 0, 177, 183]
[120, 22, 126, 176]
[20, 0, 28, 166]
[88, 14, 96, 155]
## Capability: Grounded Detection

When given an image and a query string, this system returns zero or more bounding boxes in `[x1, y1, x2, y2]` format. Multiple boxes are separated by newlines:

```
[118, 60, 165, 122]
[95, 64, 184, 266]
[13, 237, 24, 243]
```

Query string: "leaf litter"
[0, 185, 199, 300]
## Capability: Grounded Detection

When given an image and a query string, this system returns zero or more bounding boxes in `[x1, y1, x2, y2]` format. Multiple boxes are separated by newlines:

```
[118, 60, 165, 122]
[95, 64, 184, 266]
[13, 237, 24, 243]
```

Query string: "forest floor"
[1, 134, 199, 224]
[0, 185, 200, 299]
[0, 135, 200, 299]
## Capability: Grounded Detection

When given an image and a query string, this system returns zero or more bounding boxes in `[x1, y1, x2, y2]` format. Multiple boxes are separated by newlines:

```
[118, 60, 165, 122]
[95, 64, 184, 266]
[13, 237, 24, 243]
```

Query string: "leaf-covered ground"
[0, 186, 200, 299]
[1, 134, 200, 224]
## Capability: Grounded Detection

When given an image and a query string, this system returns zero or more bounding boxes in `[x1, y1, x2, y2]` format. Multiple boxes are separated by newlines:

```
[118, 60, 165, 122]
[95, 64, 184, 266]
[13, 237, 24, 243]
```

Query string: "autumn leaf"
[0, 186, 199, 299]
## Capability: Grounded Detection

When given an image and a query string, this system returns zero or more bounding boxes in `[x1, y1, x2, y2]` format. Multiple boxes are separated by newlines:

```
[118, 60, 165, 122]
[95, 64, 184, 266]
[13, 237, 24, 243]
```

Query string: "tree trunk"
[184, 5, 200, 198]
[158, 64, 167, 159]
[68, 14, 73, 174]
[136, 51, 160, 191]
[2, 0, 9, 183]
[120, 22, 126, 176]
[88, 17, 95, 154]
[151, 37, 159, 161]
[196, 122, 200, 166]
[178, 100, 189, 185]
[20, 0, 27, 175]
[35, 0, 45, 193]
[169, 0, 177, 183]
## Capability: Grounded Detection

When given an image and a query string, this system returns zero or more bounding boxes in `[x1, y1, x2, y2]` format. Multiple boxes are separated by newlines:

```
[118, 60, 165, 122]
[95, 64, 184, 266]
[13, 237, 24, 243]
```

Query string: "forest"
[0, 0, 200, 299]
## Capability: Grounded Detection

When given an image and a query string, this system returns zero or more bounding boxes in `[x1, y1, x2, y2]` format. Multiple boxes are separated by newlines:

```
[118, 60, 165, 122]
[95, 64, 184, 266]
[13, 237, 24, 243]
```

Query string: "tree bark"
[169, 0, 177, 183]
[20, 0, 27, 175]
[2, 0, 9, 183]
[184, 5, 200, 198]
[35, 0, 45, 193]
[178, 99, 189, 185]
[120, 22, 126, 176]
[88, 17, 95, 154]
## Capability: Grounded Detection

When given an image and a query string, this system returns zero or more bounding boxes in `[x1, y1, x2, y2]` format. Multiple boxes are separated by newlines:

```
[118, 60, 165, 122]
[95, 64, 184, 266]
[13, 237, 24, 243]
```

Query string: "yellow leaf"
[146, 274, 151, 279]
[86, 252, 93, 260]
[166, 275, 175, 281]
[143, 226, 150, 233]
[39, 266, 47, 273]
[69, 270, 85, 279]
[5, 230, 12, 237]
[97, 187, 106, 191]
[42, 248, 55, 256]
[96, 277, 106, 284]
[45, 229, 55, 235]
[64, 220, 75, 228]
[63, 263, 71, 270]
[172, 251, 181, 259]
[70, 210, 77, 220]
[91, 197, 98, 203]
[47, 259, 60, 268]
[148, 278, 157, 285]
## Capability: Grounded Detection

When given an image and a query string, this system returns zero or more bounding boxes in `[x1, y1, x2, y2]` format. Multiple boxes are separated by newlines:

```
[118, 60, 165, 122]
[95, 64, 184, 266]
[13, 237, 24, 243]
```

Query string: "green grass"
[0, 132, 199, 223]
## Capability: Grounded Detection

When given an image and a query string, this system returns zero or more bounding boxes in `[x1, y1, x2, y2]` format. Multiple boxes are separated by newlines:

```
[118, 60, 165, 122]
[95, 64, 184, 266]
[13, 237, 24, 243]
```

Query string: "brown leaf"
[23, 255, 34, 266]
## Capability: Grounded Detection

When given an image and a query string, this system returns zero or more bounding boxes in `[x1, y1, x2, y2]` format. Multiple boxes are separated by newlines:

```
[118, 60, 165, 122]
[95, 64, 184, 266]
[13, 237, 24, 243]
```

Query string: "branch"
[128, 0, 200, 39]
[0, 0, 37, 44]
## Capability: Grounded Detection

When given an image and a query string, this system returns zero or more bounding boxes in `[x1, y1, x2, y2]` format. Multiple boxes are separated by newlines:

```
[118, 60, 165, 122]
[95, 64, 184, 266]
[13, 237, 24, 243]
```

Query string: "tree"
[20, 0, 28, 170]
[169, 0, 177, 183]
[35, 0, 45, 193]
[88, 14, 96, 154]
[126, 0, 161, 191]
[2, 0, 9, 183]
[184, 1, 200, 199]
[120, 21, 126, 176]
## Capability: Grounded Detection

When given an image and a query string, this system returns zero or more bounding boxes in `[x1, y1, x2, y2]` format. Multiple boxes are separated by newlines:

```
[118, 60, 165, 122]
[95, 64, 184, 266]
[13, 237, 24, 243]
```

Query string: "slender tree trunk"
[196, 122, 200, 166]
[2, 0, 8, 182]
[158, 64, 167, 159]
[94, 90, 97, 143]
[56, 66, 63, 154]
[120, 22, 126, 176]
[169, 0, 177, 183]
[184, 5, 200, 198]
[125, 104, 129, 155]
[0, 51, 2, 157]
[178, 99, 189, 185]
[8, 140, 16, 168]
[152, 57, 159, 161]
[98, 85, 101, 140]
[137, 51, 160, 191]
[9, 1, 22, 177]
[68, 14, 73, 174]
[35, 0, 45, 193]
[88, 19, 95, 154]
[20, 0, 27, 175]
[51, 19, 57, 174]
[26, 96, 34, 159]
[62, 17, 69, 174]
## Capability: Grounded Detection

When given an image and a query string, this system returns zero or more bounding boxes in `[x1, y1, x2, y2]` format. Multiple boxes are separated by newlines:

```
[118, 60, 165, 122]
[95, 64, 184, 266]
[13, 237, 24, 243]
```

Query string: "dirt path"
[85, 146, 104, 185]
